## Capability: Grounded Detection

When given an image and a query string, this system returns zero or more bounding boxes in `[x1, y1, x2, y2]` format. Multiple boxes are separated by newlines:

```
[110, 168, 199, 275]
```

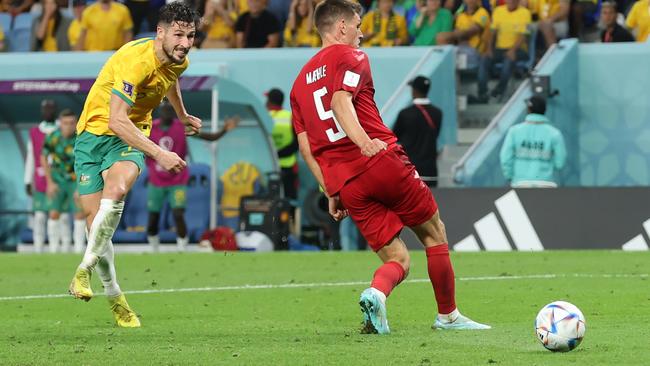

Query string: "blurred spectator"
[393, 76, 442, 187]
[235, 0, 281, 47]
[74, 0, 133, 51]
[536, 0, 569, 47]
[126, 0, 160, 35]
[569, 0, 597, 38]
[284, 0, 320, 47]
[499, 96, 566, 188]
[24, 99, 59, 253]
[474, 0, 531, 103]
[67, 0, 85, 49]
[267, 0, 293, 29]
[30, 0, 72, 51]
[201, 0, 237, 48]
[409, 0, 453, 45]
[0, 22, 5, 51]
[266, 88, 299, 201]
[601, 1, 634, 42]
[1, 0, 34, 16]
[360, 0, 409, 46]
[437, 0, 490, 69]
[625, 0, 650, 42]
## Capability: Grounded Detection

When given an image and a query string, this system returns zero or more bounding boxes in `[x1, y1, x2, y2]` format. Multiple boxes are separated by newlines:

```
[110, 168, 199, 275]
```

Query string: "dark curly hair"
[158, 1, 200, 29]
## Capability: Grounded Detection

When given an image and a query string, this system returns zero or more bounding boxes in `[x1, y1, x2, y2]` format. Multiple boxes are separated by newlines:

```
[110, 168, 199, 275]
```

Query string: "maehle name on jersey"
[306, 65, 327, 85]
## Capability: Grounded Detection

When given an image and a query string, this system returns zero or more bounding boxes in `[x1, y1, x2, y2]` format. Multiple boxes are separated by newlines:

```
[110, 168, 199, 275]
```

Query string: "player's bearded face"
[162, 22, 196, 64]
[342, 13, 363, 48]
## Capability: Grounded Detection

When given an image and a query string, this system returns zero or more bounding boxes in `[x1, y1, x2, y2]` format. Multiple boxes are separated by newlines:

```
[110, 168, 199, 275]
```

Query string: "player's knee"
[49, 211, 61, 220]
[103, 180, 130, 200]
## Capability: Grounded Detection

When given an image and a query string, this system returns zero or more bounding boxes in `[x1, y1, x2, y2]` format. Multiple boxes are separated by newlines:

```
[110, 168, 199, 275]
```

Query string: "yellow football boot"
[68, 267, 93, 301]
[108, 294, 141, 328]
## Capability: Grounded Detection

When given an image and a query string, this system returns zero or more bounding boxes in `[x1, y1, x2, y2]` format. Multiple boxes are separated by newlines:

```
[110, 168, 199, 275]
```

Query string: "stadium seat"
[7, 13, 32, 52]
[0, 13, 11, 35]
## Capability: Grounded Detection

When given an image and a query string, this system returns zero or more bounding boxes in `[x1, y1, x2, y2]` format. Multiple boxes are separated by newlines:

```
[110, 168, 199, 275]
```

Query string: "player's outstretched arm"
[331, 90, 386, 157]
[108, 94, 186, 173]
[166, 82, 201, 135]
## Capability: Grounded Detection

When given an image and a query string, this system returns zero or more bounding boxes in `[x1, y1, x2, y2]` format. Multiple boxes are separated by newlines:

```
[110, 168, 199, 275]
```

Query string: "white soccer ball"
[535, 301, 586, 352]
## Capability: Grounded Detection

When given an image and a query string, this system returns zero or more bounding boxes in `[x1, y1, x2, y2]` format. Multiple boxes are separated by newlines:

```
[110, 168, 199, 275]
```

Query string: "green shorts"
[49, 180, 80, 213]
[147, 184, 187, 212]
[32, 191, 49, 212]
[74, 131, 145, 195]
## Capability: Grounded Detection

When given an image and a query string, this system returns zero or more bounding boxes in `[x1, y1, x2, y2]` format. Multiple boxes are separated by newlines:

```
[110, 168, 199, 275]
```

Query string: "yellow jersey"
[360, 11, 408, 47]
[80, 2, 133, 51]
[626, 0, 650, 42]
[284, 16, 320, 47]
[455, 7, 490, 51]
[491, 5, 531, 50]
[42, 19, 58, 52]
[206, 11, 237, 42]
[536, 0, 566, 20]
[0, 23, 4, 44]
[77, 38, 189, 137]
[68, 18, 81, 48]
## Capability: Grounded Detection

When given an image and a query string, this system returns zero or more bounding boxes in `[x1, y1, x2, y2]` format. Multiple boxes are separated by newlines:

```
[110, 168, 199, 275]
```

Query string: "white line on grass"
[0, 273, 647, 302]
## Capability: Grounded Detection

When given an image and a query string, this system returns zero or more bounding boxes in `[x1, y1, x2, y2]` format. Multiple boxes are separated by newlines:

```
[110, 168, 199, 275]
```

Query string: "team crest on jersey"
[79, 174, 91, 186]
[122, 81, 134, 97]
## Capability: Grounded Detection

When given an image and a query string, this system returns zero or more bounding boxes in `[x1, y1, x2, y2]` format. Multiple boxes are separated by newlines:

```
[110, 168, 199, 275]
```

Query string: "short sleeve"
[111, 61, 150, 107]
[332, 50, 369, 98]
[490, 8, 500, 30]
[474, 9, 489, 28]
[265, 11, 281, 33]
[290, 92, 305, 134]
[122, 6, 134, 31]
[625, 4, 638, 28]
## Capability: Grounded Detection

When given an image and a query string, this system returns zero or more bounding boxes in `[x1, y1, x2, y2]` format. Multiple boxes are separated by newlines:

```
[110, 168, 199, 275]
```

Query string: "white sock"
[370, 287, 387, 304]
[95, 240, 122, 297]
[80, 199, 124, 270]
[438, 308, 460, 323]
[47, 219, 61, 254]
[176, 236, 188, 251]
[33, 211, 47, 253]
[73, 219, 86, 254]
[60, 213, 72, 253]
[148, 235, 160, 253]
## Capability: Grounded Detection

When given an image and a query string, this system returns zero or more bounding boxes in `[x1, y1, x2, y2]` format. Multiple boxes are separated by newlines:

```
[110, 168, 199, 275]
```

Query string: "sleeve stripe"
[111, 88, 135, 106]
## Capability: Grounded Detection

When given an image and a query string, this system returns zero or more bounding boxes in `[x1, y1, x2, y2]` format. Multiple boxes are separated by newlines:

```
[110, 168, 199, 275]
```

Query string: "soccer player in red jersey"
[289, 0, 490, 334]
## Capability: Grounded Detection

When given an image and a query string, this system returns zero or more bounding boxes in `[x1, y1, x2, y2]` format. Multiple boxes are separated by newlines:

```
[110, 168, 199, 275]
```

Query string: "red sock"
[425, 244, 457, 314]
[370, 261, 405, 297]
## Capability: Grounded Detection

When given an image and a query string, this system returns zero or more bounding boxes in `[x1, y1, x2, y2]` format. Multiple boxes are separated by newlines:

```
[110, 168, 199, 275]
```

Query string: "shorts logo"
[343, 71, 360, 88]
[122, 81, 134, 97]
[79, 174, 91, 186]
[120, 150, 138, 157]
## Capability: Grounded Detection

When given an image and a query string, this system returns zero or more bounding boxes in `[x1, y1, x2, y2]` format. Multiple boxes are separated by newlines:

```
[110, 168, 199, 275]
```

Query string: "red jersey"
[290, 44, 397, 195]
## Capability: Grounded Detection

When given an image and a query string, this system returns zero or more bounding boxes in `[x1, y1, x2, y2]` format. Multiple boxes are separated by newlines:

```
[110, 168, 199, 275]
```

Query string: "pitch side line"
[0, 273, 647, 302]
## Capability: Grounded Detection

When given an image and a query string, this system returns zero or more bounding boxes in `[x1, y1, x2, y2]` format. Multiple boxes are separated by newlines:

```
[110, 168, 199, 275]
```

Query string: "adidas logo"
[453, 190, 544, 252]
[622, 219, 650, 251]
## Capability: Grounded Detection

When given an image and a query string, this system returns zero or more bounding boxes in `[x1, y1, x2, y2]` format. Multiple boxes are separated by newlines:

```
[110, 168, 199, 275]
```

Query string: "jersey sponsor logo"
[306, 65, 327, 84]
[343, 71, 360, 88]
[122, 81, 134, 97]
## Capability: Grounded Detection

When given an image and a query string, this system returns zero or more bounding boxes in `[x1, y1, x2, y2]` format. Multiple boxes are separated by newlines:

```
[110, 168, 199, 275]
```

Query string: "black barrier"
[400, 188, 650, 251]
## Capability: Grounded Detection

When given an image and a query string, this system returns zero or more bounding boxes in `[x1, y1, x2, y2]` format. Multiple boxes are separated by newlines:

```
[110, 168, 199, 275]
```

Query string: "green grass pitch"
[0, 250, 648, 365]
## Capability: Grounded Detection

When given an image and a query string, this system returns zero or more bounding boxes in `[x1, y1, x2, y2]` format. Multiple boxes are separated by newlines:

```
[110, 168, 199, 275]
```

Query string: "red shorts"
[338, 147, 438, 251]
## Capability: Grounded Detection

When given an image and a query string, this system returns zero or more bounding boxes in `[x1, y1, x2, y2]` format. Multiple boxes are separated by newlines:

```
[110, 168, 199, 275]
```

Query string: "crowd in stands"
[0, 0, 648, 101]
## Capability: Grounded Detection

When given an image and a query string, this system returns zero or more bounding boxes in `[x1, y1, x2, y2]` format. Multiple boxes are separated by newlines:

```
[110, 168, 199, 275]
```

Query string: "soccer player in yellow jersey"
[68, 2, 202, 328]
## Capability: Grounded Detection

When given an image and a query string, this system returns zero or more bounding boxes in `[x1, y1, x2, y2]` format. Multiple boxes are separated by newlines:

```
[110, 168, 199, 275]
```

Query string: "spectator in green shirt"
[408, 0, 453, 45]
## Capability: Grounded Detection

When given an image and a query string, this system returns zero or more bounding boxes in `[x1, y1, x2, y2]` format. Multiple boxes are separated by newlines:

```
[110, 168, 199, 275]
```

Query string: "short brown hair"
[59, 109, 76, 119]
[314, 0, 362, 35]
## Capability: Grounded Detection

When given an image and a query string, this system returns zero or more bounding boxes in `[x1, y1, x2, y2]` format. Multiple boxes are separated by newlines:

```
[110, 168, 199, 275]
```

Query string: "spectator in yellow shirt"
[437, 0, 490, 68]
[625, 0, 650, 42]
[67, 0, 86, 49]
[74, 0, 133, 51]
[30, 0, 73, 51]
[284, 0, 320, 47]
[536, 0, 568, 47]
[360, 0, 409, 46]
[474, 0, 531, 103]
[202, 0, 238, 48]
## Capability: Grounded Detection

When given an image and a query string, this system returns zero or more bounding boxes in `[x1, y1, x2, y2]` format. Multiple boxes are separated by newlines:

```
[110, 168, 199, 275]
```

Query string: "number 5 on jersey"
[313, 87, 347, 142]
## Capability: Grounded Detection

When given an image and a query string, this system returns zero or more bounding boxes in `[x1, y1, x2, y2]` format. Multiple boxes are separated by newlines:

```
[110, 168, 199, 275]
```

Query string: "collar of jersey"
[413, 98, 431, 105]
[524, 113, 549, 123]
